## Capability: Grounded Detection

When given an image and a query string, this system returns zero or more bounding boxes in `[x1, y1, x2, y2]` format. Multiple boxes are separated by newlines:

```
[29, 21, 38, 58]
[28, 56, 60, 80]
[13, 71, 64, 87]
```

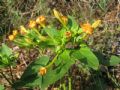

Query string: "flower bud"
[61, 16, 68, 25]
[8, 35, 14, 41]
[12, 30, 18, 36]
[53, 9, 62, 20]
[65, 31, 72, 38]
[39, 67, 47, 76]
[36, 15, 46, 27]
[20, 26, 27, 35]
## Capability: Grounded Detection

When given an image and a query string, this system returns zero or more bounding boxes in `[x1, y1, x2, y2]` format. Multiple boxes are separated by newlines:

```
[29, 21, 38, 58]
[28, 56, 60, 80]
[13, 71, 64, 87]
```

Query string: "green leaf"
[71, 50, 85, 60]
[0, 84, 4, 90]
[0, 56, 9, 65]
[55, 50, 71, 66]
[0, 44, 14, 66]
[79, 47, 99, 70]
[68, 16, 79, 33]
[1, 43, 12, 57]
[77, 28, 83, 34]
[44, 27, 61, 44]
[93, 51, 109, 66]
[13, 75, 41, 88]
[109, 55, 120, 66]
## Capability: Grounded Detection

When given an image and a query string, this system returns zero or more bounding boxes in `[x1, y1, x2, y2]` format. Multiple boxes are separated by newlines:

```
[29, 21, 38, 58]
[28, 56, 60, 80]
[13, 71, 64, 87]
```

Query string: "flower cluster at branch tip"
[39, 67, 47, 76]
[80, 20, 101, 34]
[8, 15, 46, 41]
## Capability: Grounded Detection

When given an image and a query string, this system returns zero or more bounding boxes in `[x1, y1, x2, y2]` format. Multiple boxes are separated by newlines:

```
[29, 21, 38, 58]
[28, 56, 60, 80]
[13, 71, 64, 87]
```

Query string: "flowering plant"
[8, 9, 103, 89]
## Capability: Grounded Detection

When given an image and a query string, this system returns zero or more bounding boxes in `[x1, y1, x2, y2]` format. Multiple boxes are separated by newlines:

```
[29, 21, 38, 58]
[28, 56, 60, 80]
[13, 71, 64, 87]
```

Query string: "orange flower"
[8, 35, 14, 41]
[12, 30, 18, 36]
[61, 16, 68, 25]
[36, 15, 46, 27]
[20, 26, 27, 35]
[80, 22, 93, 34]
[65, 31, 72, 38]
[28, 20, 36, 28]
[39, 67, 47, 76]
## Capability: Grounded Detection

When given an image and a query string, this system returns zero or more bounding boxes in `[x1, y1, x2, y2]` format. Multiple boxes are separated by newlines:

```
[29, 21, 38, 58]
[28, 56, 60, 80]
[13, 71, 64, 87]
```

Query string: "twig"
[0, 72, 12, 85]
[9, 65, 14, 83]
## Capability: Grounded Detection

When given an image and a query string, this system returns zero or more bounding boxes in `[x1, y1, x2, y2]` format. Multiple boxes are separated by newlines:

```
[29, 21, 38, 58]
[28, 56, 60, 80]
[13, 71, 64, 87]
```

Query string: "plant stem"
[68, 77, 72, 90]
[33, 28, 47, 41]
[0, 72, 12, 85]
[45, 52, 60, 68]
[62, 83, 66, 90]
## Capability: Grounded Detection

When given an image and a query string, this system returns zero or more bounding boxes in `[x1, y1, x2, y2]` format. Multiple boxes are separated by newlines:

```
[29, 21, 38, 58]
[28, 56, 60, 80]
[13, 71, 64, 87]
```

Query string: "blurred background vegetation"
[0, 0, 120, 89]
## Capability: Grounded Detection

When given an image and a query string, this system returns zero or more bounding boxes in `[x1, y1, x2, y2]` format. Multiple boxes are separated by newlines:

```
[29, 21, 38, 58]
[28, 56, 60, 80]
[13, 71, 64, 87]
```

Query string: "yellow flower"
[12, 30, 18, 36]
[36, 15, 46, 27]
[80, 22, 93, 34]
[92, 20, 101, 28]
[8, 35, 14, 41]
[20, 26, 27, 35]
[28, 20, 36, 28]
[39, 67, 47, 76]
[65, 31, 72, 38]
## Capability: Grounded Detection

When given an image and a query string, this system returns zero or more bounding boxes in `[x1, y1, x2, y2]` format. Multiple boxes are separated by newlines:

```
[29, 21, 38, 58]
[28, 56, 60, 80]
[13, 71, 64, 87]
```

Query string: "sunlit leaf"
[109, 55, 120, 66]
[79, 46, 99, 70]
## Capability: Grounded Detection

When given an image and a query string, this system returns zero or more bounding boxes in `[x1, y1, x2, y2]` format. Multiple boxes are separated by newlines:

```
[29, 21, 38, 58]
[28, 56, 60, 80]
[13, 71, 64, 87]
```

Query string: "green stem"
[68, 77, 72, 90]
[33, 29, 47, 41]
[62, 83, 66, 90]
[45, 51, 62, 68]
[0, 72, 12, 85]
